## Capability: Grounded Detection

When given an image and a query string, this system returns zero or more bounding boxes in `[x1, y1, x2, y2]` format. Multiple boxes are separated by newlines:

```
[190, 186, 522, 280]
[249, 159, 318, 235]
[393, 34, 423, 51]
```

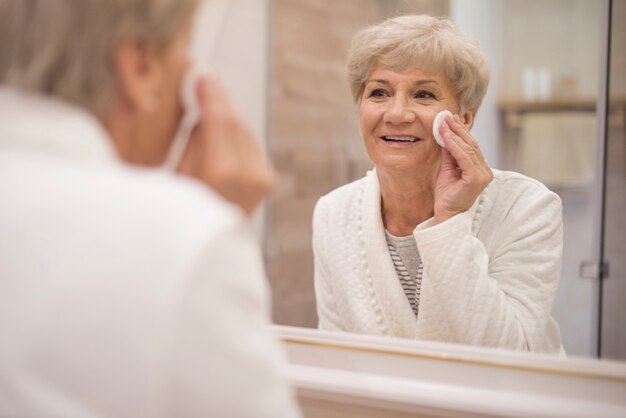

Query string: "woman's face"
[359, 65, 467, 176]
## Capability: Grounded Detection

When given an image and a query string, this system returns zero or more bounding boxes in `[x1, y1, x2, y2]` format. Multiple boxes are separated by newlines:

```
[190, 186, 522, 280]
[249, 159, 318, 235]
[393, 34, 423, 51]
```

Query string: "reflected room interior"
[265, 0, 626, 360]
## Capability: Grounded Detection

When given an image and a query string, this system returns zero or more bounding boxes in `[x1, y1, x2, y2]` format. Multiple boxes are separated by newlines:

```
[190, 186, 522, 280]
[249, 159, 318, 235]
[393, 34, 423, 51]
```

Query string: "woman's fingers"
[178, 74, 275, 215]
[452, 114, 479, 148]
[440, 120, 478, 172]
[442, 116, 489, 171]
[434, 114, 493, 224]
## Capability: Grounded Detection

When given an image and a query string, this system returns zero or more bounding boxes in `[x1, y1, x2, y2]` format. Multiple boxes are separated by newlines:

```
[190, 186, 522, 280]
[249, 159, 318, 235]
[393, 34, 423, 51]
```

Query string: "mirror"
[601, 0, 626, 359]
[265, 0, 626, 360]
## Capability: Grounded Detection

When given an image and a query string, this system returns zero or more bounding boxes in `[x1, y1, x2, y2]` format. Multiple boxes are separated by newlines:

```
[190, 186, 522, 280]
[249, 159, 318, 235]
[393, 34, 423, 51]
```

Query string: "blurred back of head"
[0, 0, 199, 116]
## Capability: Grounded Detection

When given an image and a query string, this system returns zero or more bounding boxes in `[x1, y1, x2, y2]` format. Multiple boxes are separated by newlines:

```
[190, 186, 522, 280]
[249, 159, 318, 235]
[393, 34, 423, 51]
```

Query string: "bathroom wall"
[193, 0, 269, 140]
[498, 1, 603, 98]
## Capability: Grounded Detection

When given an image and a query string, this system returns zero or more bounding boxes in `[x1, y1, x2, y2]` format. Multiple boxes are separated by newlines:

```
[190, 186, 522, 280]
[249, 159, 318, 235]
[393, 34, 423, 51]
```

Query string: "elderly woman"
[313, 15, 563, 354]
[0, 0, 299, 416]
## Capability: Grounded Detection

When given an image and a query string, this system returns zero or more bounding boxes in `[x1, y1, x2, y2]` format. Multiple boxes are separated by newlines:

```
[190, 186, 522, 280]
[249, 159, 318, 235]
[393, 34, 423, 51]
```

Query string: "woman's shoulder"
[312, 172, 373, 255]
[83, 163, 243, 247]
[490, 168, 560, 200]
[128, 168, 241, 230]
[486, 168, 562, 218]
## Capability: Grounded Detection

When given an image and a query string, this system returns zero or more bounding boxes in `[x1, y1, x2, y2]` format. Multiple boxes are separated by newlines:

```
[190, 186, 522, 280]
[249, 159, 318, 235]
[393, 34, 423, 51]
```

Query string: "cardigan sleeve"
[314, 251, 345, 332]
[413, 180, 563, 353]
[312, 197, 345, 332]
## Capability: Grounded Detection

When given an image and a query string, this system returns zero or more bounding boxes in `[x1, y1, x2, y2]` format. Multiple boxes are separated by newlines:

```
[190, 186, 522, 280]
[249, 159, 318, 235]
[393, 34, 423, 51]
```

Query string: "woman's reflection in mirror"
[313, 14, 564, 354]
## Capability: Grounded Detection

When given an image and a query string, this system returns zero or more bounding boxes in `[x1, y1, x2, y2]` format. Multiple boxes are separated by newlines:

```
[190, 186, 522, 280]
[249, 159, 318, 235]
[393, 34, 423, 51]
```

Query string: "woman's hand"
[433, 114, 493, 224]
[177, 74, 276, 216]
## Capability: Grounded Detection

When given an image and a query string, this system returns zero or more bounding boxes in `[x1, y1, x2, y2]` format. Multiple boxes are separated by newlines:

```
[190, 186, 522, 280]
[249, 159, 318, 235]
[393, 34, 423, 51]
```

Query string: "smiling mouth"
[381, 136, 420, 143]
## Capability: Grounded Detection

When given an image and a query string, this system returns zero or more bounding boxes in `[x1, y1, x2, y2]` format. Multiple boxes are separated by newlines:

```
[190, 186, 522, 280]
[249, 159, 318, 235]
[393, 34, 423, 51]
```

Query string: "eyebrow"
[366, 79, 440, 86]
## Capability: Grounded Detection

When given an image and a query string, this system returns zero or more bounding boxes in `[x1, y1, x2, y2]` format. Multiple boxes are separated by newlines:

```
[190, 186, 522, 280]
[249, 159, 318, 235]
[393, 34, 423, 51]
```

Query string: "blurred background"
[198, 0, 626, 359]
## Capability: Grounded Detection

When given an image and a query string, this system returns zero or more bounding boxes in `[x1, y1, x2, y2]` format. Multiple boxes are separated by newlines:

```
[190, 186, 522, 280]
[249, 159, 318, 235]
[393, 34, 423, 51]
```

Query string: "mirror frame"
[274, 325, 626, 417]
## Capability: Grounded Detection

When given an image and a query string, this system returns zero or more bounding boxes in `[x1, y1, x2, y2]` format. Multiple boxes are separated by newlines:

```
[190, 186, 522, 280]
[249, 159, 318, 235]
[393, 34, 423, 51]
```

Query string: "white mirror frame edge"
[273, 325, 626, 418]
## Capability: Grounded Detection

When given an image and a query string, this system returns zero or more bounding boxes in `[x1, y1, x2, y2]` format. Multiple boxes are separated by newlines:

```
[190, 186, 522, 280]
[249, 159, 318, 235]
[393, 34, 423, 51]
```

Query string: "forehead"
[365, 65, 450, 88]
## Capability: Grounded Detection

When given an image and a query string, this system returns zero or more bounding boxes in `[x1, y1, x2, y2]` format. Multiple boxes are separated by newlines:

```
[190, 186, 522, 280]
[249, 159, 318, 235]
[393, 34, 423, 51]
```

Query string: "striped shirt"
[385, 230, 423, 318]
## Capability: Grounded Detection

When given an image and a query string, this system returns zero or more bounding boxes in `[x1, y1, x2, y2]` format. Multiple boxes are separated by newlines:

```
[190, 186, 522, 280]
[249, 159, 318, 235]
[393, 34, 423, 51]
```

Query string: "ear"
[461, 109, 475, 130]
[112, 40, 163, 113]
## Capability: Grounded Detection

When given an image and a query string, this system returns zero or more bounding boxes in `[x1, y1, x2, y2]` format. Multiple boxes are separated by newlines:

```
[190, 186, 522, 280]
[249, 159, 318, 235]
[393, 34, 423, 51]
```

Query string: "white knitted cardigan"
[313, 168, 564, 354]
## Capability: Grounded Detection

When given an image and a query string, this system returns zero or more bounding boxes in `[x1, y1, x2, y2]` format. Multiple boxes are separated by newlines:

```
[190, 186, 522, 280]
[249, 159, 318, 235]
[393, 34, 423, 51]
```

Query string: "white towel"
[520, 112, 597, 187]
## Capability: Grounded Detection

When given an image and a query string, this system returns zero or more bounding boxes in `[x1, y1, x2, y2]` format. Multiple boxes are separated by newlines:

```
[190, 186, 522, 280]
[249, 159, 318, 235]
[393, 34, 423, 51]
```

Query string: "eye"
[415, 90, 436, 100]
[368, 88, 389, 99]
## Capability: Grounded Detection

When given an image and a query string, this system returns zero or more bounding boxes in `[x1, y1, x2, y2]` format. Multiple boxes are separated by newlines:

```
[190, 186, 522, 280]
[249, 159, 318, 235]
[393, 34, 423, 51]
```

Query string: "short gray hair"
[346, 14, 489, 113]
[0, 0, 199, 115]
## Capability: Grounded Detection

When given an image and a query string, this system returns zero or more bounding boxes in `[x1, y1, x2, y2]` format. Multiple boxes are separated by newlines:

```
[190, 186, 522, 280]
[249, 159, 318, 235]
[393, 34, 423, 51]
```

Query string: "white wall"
[450, 0, 504, 168]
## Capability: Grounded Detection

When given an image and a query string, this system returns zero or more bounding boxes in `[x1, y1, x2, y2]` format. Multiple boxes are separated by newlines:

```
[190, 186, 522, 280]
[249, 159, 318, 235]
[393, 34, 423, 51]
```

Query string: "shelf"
[497, 96, 626, 129]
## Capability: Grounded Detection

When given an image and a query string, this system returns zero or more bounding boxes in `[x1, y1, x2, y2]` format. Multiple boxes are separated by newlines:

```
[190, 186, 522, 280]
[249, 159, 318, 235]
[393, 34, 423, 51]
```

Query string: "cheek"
[422, 107, 450, 135]
[359, 103, 380, 135]
[163, 56, 190, 125]
[150, 69, 186, 158]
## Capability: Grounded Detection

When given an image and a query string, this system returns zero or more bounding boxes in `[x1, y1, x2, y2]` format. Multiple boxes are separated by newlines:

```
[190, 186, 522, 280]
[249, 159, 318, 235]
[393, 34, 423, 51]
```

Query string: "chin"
[375, 151, 440, 175]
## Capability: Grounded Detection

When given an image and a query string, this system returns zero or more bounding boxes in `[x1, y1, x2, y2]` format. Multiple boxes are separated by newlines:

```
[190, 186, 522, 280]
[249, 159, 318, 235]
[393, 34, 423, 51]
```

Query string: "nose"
[383, 96, 416, 125]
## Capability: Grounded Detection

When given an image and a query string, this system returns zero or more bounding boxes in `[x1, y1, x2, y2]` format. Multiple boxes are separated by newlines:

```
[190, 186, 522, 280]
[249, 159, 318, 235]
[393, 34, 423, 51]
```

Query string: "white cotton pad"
[180, 67, 202, 126]
[432, 110, 453, 147]
[161, 66, 203, 171]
